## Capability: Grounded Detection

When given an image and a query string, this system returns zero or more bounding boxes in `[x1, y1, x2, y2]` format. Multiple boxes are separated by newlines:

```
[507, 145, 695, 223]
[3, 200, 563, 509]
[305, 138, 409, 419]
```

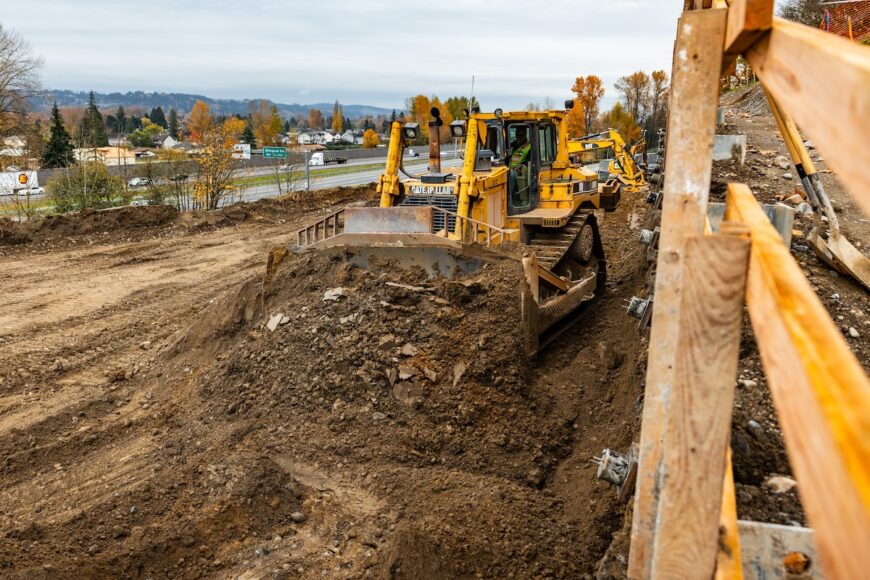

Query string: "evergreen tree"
[42, 103, 75, 168]
[149, 106, 167, 128]
[288, 116, 297, 128]
[283, 119, 290, 133]
[79, 91, 109, 147]
[115, 106, 127, 135]
[168, 108, 179, 139]
[242, 121, 257, 148]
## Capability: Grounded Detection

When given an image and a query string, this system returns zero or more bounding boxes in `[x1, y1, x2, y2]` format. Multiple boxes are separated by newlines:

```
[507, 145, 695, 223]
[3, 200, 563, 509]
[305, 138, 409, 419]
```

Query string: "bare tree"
[271, 152, 303, 198]
[0, 25, 43, 139]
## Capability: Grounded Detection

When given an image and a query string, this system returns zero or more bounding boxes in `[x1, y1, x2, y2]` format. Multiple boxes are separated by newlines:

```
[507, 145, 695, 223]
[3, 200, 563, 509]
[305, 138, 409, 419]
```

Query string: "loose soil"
[0, 181, 650, 578]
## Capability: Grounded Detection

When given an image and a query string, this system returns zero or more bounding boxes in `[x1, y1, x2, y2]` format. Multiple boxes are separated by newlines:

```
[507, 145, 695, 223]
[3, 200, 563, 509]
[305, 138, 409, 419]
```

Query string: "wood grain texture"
[726, 183, 870, 579]
[724, 0, 773, 56]
[650, 234, 750, 579]
[746, 18, 870, 217]
[628, 9, 727, 578]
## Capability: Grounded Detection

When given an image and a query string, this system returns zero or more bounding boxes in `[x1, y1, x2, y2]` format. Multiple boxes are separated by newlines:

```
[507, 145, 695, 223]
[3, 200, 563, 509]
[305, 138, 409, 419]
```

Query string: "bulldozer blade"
[808, 233, 870, 291]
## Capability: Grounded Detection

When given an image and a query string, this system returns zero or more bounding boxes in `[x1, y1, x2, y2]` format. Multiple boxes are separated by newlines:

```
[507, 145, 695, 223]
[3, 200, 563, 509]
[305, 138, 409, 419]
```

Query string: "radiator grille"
[400, 195, 458, 233]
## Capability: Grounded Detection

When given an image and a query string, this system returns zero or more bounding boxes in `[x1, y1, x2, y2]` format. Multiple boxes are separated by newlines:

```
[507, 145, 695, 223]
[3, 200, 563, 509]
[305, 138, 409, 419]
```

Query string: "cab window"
[538, 124, 555, 166]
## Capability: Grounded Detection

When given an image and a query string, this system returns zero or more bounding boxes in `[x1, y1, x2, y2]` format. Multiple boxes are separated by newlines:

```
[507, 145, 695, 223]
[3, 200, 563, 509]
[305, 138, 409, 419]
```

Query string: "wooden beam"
[745, 17, 870, 218]
[726, 183, 870, 579]
[724, 0, 773, 56]
[650, 233, 750, 578]
[715, 449, 743, 580]
[628, 9, 727, 578]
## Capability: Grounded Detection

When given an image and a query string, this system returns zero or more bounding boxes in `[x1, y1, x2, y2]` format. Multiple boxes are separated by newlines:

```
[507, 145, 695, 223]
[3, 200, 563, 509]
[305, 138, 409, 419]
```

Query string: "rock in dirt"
[398, 366, 417, 380]
[290, 512, 307, 523]
[322, 287, 346, 302]
[783, 172, 793, 180]
[764, 475, 797, 494]
[266, 313, 284, 332]
[453, 362, 467, 387]
[848, 327, 860, 338]
[775, 156, 790, 170]
[400, 343, 419, 357]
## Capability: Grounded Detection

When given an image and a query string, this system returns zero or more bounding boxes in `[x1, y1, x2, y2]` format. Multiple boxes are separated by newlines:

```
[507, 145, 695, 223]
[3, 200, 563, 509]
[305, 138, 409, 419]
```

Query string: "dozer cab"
[295, 102, 623, 351]
[568, 129, 648, 193]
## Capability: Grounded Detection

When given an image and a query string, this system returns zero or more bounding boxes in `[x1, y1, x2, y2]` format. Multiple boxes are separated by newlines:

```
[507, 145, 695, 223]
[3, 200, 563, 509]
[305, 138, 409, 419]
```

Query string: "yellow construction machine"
[568, 129, 648, 192]
[296, 102, 623, 350]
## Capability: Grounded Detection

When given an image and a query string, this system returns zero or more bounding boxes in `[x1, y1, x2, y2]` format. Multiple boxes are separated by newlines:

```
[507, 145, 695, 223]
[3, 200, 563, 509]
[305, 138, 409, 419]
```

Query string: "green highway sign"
[263, 146, 287, 159]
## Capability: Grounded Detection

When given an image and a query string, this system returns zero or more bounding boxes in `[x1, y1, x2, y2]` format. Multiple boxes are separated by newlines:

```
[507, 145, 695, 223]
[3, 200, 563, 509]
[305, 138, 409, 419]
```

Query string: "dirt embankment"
[0, 186, 373, 254]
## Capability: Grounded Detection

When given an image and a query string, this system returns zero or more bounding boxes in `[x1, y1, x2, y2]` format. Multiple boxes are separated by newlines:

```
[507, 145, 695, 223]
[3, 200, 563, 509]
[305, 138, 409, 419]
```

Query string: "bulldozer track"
[525, 213, 589, 270]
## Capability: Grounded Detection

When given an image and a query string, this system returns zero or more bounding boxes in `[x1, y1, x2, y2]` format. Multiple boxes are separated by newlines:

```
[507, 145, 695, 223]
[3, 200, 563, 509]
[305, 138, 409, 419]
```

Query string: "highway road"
[238, 157, 463, 203]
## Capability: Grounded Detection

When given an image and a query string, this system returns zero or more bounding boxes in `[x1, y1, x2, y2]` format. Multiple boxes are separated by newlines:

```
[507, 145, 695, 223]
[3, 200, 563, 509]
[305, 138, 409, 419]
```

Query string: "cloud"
[6, 0, 683, 110]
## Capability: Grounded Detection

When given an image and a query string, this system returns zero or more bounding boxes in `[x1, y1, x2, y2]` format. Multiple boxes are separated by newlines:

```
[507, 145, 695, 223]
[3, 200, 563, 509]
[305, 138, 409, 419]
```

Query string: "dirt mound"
[721, 83, 769, 117]
[156, 245, 620, 577]
[0, 186, 375, 253]
[0, 204, 179, 245]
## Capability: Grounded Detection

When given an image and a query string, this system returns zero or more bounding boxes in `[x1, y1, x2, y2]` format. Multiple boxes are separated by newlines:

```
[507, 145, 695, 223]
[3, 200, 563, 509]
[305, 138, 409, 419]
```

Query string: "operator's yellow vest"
[511, 143, 531, 168]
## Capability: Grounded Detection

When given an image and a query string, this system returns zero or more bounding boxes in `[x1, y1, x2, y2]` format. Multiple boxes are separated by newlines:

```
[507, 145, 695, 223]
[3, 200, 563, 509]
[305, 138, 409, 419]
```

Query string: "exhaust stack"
[428, 106, 443, 173]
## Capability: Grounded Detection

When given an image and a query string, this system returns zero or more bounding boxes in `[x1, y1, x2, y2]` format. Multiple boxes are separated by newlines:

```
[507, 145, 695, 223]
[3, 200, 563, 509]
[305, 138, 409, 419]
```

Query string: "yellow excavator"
[295, 102, 623, 350]
[568, 129, 647, 192]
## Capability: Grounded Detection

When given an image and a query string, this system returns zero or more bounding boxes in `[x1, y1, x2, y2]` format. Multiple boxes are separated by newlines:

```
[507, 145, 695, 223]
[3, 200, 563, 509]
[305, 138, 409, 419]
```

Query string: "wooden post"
[628, 8, 727, 578]
[649, 232, 750, 578]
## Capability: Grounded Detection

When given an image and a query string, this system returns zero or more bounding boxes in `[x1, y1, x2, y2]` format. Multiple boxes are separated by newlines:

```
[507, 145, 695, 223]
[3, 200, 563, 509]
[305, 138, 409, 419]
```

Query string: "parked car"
[130, 199, 154, 207]
[18, 186, 45, 196]
[128, 177, 151, 187]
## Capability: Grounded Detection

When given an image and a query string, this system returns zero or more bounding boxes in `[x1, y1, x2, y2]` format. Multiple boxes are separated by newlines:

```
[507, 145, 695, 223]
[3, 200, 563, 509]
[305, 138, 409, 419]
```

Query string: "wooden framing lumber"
[722, 0, 773, 71]
[628, 9, 726, 578]
[715, 449, 743, 580]
[725, 183, 870, 579]
[745, 17, 870, 217]
[649, 233, 750, 578]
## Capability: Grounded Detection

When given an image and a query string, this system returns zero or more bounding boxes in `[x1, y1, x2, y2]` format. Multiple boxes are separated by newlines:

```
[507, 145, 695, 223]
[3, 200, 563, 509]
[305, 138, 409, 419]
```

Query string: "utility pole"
[305, 150, 310, 191]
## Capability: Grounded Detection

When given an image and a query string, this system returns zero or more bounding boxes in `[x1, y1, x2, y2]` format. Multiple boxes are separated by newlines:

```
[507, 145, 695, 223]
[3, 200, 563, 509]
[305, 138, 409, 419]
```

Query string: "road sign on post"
[263, 147, 287, 159]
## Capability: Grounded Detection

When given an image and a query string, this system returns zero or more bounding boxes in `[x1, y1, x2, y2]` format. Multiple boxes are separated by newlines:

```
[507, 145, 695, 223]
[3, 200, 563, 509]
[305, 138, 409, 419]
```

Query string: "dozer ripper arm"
[569, 129, 647, 190]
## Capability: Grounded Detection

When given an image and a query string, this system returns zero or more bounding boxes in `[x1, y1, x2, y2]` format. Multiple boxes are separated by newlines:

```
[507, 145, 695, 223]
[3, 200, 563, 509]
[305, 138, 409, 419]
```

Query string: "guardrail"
[629, 2, 870, 579]
[296, 208, 343, 246]
[430, 206, 511, 247]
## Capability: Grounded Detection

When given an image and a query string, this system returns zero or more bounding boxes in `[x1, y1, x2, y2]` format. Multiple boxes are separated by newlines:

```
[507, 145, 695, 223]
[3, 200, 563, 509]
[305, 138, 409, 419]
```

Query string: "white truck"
[0, 170, 39, 196]
[308, 152, 347, 166]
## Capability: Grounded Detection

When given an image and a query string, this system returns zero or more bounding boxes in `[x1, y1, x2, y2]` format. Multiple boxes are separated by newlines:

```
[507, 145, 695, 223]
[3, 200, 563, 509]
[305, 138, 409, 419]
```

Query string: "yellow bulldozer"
[568, 129, 648, 193]
[296, 102, 623, 350]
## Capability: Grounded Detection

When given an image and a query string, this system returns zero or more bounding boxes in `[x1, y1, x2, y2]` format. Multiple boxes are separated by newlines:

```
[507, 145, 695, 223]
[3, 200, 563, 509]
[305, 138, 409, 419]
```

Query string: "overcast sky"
[5, 0, 684, 110]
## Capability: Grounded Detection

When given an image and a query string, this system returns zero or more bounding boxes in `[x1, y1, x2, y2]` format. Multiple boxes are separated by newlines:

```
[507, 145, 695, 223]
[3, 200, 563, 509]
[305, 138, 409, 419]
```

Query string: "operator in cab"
[509, 126, 532, 206]
[509, 127, 531, 169]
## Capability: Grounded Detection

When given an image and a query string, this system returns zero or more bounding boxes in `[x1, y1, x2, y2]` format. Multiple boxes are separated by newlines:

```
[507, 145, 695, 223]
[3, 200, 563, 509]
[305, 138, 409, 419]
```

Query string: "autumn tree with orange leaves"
[187, 100, 213, 143]
[193, 118, 243, 209]
[571, 75, 605, 135]
[362, 128, 380, 149]
[249, 100, 282, 146]
[308, 108, 324, 130]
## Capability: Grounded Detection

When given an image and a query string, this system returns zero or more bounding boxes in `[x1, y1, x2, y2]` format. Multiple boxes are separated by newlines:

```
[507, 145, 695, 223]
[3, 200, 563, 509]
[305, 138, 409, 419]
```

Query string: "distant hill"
[33, 90, 397, 119]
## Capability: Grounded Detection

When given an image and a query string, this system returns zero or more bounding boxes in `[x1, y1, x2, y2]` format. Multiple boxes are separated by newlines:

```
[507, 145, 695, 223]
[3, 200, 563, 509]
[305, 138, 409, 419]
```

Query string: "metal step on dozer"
[765, 88, 870, 290]
[294, 101, 627, 352]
